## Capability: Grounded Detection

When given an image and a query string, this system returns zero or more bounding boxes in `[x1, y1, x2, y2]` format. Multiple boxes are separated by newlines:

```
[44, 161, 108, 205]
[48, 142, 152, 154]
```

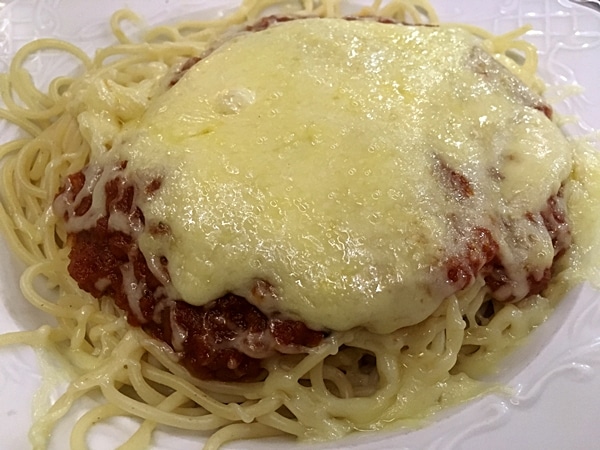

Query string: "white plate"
[1, 1, 600, 449]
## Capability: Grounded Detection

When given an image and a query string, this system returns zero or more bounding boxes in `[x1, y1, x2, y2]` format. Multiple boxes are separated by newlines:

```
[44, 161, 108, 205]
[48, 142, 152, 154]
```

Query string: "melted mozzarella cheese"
[109, 18, 572, 333]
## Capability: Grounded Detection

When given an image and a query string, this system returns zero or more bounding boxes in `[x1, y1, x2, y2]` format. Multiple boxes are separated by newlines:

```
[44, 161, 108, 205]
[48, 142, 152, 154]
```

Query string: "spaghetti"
[0, 1, 599, 450]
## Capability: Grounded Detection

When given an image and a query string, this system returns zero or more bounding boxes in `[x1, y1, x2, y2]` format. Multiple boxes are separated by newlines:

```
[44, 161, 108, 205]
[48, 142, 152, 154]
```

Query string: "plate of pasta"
[1, 1, 600, 450]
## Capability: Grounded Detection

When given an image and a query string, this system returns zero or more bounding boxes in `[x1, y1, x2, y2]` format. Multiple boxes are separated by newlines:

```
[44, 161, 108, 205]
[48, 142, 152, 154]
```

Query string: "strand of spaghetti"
[204, 422, 284, 450]
[72, 391, 193, 450]
[415, 297, 464, 384]
[0, 190, 45, 264]
[100, 381, 234, 430]
[453, 23, 540, 90]
[279, 344, 400, 425]
[93, 42, 207, 67]
[305, 359, 329, 397]
[69, 304, 98, 352]
[0, 138, 29, 161]
[5, 68, 55, 113]
[456, 295, 553, 376]
[142, 21, 220, 44]
[46, 75, 76, 102]
[300, 0, 316, 12]
[29, 381, 94, 450]
[1, 73, 66, 121]
[110, 9, 145, 45]
[19, 263, 88, 318]
[140, 0, 333, 44]
[286, 386, 368, 431]
[137, 337, 261, 400]
[138, 362, 248, 406]
[354, 0, 436, 23]
[14, 200, 44, 247]
[8, 189, 53, 262]
[279, 386, 354, 439]
[88, 318, 132, 359]
[70, 403, 129, 450]
[262, 334, 345, 387]
[147, 363, 264, 403]
[0, 102, 43, 135]
[487, 26, 534, 55]
[409, 0, 438, 20]
[146, 0, 269, 40]
[435, 298, 466, 374]
[8, 38, 93, 78]
[35, 362, 135, 434]
[33, 114, 80, 184]
[366, 0, 385, 12]
[323, 0, 341, 17]
[245, 0, 308, 19]
[117, 391, 197, 450]
[324, 346, 379, 397]
[465, 304, 522, 349]
[37, 213, 62, 262]
[321, 364, 355, 398]
[255, 411, 306, 438]
[14, 145, 54, 201]
[61, 346, 109, 376]
[462, 290, 489, 329]
[404, 317, 446, 354]
[6, 39, 91, 113]
[139, 361, 285, 423]
[378, 0, 433, 23]
[127, 360, 171, 407]
[506, 39, 538, 74]
[117, 419, 156, 450]
[64, 334, 126, 374]
[0, 325, 56, 347]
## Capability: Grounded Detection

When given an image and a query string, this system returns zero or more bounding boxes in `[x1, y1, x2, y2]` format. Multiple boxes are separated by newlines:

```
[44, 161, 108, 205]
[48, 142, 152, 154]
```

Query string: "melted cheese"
[108, 18, 572, 333]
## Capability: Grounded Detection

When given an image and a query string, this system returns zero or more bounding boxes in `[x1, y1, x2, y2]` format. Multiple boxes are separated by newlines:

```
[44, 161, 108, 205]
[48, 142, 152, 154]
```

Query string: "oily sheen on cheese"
[107, 18, 571, 333]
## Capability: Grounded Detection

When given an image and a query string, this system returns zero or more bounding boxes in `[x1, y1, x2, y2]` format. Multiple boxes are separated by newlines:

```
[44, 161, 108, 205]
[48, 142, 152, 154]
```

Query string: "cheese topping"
[105, 18, 572, 333]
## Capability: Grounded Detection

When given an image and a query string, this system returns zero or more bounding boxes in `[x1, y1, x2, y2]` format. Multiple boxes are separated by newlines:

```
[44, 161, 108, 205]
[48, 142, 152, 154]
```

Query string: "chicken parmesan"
[54, 16, 571, 379]
[0, 1, 599, 449]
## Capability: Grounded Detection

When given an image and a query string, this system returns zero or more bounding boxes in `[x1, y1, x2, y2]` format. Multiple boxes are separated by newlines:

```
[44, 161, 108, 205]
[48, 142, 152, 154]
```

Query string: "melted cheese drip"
[110, 19, 572, 333]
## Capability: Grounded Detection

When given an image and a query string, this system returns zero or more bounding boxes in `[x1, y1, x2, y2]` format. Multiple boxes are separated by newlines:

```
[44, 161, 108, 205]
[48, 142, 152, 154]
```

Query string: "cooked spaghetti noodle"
[0, 1, 599, 450]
